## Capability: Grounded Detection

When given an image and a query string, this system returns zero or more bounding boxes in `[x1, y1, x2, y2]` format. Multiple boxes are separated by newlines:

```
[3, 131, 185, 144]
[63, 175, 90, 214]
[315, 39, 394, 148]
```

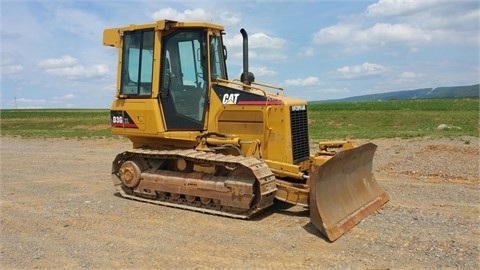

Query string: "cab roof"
[103, 20, 225, 47]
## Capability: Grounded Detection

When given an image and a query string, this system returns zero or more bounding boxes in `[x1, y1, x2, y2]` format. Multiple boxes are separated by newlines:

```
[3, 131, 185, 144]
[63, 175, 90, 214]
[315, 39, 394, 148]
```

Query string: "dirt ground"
[0, 136, 478, 269]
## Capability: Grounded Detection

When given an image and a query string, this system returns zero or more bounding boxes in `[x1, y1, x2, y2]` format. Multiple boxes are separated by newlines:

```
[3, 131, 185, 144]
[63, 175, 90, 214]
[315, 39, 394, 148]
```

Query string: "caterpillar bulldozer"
[103, 20, 389, 241]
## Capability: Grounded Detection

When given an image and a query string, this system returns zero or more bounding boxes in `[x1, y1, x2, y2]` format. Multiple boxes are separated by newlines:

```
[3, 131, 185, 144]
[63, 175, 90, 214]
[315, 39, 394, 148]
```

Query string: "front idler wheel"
[119, 160, 142, 188]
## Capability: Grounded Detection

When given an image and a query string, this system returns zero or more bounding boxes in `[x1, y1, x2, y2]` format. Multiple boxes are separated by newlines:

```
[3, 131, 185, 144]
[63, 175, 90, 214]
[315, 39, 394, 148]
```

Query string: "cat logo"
[222, 93, 240, 104]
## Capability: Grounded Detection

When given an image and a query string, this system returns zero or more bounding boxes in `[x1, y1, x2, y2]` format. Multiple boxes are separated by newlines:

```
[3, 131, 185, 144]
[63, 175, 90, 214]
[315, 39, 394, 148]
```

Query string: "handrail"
[243, 79, 284, 96]
[216, 78, 284, 97]
[215, 78, 267, 97]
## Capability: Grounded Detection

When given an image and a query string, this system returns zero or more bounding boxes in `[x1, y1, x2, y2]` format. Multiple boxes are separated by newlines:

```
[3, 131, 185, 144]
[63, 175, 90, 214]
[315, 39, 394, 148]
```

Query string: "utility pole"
[14, 96, 17, 109]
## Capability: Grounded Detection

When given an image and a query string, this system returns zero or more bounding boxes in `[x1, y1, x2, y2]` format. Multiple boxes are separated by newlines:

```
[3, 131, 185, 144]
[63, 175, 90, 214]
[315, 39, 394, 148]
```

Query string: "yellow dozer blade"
[309, 143, 389, 241]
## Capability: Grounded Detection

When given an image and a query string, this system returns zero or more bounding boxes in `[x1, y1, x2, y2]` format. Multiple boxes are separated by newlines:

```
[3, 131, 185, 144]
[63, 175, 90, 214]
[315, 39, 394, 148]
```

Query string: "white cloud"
[396, 71, 419, 83]
[250, 33, 286, 50]
[365, 0, 439, 17]
[365, 23, 432, 44]
[151, 8, 209, 21]
[250, 66, 277, 77]
[151, 7, 242, 29]
[313, 24, 355, 44]
[364, 0, 480, 45]
[336, 62, 387, 79]
[224, 32, 287, 62]
[38, 55, 109, 79]
[1, 65, 24, 75]
[1, 50, 24, 75]
[220, 11, 241, 26]
[225, 32, 286, 50]
[314, 0, 479, 53]
[299, 47, 315, 57]
[314, 23, 431, 49]
[38, 55, 78, 69]
[399, 71, 417, 79]
[44, 64, 109, 78]
[283, 76, 320, 87]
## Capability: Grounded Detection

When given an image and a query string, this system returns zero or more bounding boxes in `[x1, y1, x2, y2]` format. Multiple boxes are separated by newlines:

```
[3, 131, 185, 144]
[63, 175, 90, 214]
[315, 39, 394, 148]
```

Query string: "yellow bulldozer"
[103, 20, 389, 241]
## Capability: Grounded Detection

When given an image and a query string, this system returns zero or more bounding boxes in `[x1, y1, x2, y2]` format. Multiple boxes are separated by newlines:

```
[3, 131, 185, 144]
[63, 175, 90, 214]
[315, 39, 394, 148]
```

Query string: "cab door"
[159, 30, 208, 130]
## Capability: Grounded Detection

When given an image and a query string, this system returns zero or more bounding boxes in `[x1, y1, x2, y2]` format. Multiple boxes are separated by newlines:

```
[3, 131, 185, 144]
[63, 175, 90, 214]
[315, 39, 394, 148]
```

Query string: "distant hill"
[323, 84, 479, 102]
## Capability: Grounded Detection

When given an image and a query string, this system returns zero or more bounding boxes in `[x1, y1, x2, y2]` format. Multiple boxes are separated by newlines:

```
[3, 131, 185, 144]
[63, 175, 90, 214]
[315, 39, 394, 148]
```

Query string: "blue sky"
[1, 0, 478, 108]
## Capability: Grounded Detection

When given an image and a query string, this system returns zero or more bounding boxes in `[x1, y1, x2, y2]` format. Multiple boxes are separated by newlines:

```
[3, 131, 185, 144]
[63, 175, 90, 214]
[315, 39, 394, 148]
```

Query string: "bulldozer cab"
[110, 21, 228, 131]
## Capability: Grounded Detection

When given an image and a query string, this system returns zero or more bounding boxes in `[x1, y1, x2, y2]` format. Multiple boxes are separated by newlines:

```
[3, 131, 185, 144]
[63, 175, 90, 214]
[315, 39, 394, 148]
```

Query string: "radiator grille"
[290, 106, 310, 163]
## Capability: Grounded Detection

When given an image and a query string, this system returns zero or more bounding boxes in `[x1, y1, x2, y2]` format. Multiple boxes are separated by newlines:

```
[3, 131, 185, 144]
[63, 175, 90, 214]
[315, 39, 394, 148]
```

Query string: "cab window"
[210, 34, 227, 81]
[120, 30, 154, 96]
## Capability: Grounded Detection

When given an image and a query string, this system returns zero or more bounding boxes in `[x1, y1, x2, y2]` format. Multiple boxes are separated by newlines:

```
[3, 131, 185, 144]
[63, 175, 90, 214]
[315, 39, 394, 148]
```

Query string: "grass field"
[308, 98, 479, 140]
[0, 109, 111, 138]
[0, 98, 478, 140]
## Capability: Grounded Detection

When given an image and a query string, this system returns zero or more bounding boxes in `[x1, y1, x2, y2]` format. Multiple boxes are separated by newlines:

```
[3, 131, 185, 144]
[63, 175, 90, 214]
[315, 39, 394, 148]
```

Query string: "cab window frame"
[120, 29, 154, 97]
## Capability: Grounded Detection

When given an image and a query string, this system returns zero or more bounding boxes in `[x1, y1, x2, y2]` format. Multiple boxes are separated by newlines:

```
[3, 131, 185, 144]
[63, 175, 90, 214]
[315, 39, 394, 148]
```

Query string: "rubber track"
[112, 148, 277, 219]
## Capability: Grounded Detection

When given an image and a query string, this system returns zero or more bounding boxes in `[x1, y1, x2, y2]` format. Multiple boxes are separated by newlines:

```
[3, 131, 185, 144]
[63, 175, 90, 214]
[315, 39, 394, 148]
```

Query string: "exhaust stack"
[240, 29, 254, 85]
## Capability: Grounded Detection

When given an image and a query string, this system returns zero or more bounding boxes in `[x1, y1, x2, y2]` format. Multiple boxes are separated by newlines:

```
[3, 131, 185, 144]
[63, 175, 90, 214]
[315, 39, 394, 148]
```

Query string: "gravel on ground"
[0, 136, 478, 269]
